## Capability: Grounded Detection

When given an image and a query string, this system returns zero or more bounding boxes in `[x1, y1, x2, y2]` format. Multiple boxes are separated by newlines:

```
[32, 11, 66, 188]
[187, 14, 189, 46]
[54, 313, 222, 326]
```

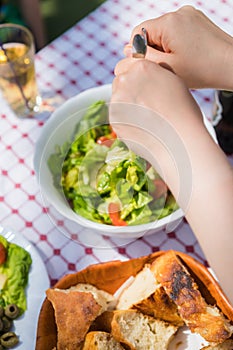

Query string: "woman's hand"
[124, 6, 233, 90]
[111, 58, 204, 145]
[110, 58, 205, 207]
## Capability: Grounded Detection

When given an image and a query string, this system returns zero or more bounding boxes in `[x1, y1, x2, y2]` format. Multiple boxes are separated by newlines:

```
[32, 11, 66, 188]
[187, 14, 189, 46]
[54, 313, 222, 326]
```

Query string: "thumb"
[145, 45, 171, 64]
[123, 44, 172, 68]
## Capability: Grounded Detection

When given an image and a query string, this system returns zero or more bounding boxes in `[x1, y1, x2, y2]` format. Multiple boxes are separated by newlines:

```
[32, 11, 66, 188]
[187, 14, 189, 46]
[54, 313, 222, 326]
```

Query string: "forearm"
[149, 122, 233, 304]
[184, 134, 233, 304]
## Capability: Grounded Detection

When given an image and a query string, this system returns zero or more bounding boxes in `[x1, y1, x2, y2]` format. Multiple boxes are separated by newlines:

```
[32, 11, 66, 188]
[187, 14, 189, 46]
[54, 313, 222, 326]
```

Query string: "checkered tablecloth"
[0, 0, 233, 285]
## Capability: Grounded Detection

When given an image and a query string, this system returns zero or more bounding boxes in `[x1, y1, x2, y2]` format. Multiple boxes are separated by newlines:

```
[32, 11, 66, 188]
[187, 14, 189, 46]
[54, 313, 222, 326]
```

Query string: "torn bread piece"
[116, 265, 158, 309]
[70, 283, 116, 313]
[96, 309, 178, 350]
[132, 286, 184, 326]
[82, 331, 125, 350]
[46, 288, 101, 350]
[151, 250, 233, 344]
[201, 339, 233, 349]
[116, 265, 183, 326]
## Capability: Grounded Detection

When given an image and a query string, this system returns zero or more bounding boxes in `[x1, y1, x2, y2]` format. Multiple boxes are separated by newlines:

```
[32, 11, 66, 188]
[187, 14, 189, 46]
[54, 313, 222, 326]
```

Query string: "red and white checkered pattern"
[0, 0, 233, 285]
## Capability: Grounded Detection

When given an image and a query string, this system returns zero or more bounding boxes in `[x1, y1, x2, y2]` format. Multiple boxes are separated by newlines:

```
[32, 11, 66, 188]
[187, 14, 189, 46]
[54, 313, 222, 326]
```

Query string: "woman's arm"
[110, 59, 233, 305]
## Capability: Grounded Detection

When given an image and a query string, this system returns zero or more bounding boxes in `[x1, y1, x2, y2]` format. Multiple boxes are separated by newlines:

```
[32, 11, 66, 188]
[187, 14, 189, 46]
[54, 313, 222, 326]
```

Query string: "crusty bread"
[201, 339, 233, 349]
[36, 251, 233, 350]
[116, 265, 183, 326]
[82, 331, 125, 350]
[151, 251, 233, 344]
[99, 309, 178, 350]
[36, 252, 165, 350]
[46, 288, 101, 350]
[45, 284, 115, 350]
[132, 285, 184, 326]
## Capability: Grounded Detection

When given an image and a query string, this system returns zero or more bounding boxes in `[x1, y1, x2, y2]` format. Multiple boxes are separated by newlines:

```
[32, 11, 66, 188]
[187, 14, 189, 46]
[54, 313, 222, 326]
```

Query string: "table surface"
[0, 0, 233, 288]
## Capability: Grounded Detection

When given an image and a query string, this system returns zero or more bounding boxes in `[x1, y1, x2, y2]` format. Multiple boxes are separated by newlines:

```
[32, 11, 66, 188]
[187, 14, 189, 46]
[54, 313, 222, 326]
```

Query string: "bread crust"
[151, 251, 233, 344]
[46, 289, 101, 350]
[82, 331, 125, 350]
[36, 250, 233, 350]
[132, 286, 183, 326]
[201, 339, 233, 349]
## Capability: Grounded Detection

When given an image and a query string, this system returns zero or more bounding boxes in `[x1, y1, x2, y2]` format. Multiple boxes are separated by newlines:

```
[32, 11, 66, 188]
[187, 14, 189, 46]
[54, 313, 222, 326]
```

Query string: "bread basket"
[35, 250, 233, 349]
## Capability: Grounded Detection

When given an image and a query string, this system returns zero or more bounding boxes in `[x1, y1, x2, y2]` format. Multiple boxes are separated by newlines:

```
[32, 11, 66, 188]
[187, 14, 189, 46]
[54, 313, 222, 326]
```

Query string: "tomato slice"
[97, 131, 117, 147]
[108, 202, 127, 226]
[153, 179, 168, 199]
[0, 242, 7, 265]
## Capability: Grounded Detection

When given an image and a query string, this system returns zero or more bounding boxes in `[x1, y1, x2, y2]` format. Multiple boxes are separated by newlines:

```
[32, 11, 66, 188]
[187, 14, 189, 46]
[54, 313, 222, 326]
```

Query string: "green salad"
[0, 235, 32, 315]
[48, 100, 178, 226]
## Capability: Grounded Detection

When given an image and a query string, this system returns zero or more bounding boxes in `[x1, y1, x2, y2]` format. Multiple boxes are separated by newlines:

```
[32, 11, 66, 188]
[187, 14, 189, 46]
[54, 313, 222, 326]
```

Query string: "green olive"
[1, 316, 12, 332]
[0, 307, 4, 318]
[0, 344, 4, 350]
[4, 304, 19, 319]
[1, 332, 19, 348]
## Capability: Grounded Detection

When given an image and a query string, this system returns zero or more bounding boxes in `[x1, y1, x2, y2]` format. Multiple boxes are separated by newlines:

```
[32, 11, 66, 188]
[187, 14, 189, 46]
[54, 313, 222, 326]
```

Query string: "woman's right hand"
[125, 6, 233, 90]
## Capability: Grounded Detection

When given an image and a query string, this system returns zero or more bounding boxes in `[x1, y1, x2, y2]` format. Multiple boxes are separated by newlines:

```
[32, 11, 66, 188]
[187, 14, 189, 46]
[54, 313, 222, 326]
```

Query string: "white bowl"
[34, 84, 216, 239]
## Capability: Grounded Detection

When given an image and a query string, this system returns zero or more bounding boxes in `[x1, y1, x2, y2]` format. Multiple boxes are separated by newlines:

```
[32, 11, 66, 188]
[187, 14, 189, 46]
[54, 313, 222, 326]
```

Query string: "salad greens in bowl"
[34, 84, 185, 238]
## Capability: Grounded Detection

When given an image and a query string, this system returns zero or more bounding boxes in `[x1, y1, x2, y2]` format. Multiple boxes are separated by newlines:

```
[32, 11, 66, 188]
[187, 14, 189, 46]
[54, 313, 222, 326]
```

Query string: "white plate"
[168, 326, 208, 349]
[0, 226, 50, 349]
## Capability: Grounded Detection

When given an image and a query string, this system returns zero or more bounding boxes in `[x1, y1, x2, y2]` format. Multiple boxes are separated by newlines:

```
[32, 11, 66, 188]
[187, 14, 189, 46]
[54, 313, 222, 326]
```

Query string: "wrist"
[212, 38, 233, 90]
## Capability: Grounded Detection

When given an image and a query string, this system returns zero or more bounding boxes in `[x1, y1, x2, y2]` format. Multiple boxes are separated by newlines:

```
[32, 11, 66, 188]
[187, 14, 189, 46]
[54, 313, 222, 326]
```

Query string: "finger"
[129, 17, 167, 49]
[145, 46, 172, 66]
[122, 44, 173, 72]
[111, 74, 129, 102]
[123, 44, 132, 57]
[114, 57, 143, 76]
[115, 45, 169, 77]
[111, 75, 123, 98]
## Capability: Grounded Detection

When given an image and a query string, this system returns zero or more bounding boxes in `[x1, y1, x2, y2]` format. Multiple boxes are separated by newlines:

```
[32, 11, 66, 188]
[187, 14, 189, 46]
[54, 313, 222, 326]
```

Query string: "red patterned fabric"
[0, 0, 232, 285]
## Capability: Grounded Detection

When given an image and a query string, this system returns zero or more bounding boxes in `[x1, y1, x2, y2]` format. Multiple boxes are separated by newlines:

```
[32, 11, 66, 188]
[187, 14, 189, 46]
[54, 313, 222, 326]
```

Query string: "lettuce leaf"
[0, 235, 32, 315]
[48, 100, 179, 226]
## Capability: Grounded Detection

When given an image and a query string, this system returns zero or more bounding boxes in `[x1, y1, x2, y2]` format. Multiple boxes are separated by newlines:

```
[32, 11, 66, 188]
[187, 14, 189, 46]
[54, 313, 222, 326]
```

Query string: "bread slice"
[82, 331, 125, 350]
[116, 265, 183, 326]
[98, 309, 178, 350]
[151, 250, 233, 344]
[201, 339, 233, 349]
[132, 286, 184, 326]
[46, 288, 101, 350]
[116, 265, 158, 309]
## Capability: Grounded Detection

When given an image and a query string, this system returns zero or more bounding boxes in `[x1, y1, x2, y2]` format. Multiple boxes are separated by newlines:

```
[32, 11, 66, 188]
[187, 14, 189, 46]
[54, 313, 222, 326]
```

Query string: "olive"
[0, 308, 4, 318]
[4, 304, 19, 320]
[1, 332, 19, 348]
[1, 317, 12, 332]
[0, 318, 3, 332]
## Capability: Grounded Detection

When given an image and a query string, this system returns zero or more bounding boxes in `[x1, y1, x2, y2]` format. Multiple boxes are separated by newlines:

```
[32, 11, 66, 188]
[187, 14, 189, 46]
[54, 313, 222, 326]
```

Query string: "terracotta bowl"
[35, 250, 233, 350]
